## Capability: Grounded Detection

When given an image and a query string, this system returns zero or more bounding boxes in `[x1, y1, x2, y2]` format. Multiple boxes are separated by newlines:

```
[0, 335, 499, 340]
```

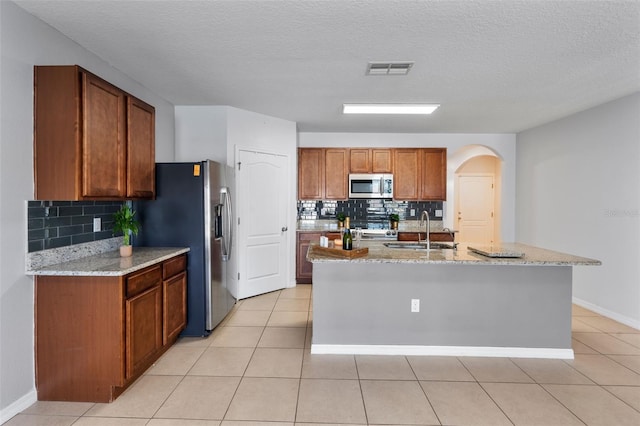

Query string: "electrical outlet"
[435, 209, 443, 217]
[411, 299, 420, 313]
[93, 218, 101, 232]
[410, 208, 415, 217]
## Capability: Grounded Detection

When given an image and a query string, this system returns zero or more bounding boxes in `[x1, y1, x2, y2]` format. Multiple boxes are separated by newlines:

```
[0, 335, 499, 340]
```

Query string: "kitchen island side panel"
[312, 263, 572, 350]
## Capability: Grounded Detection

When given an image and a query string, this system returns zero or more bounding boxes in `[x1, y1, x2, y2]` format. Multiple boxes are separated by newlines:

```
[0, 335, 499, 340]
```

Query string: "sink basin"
[383, 242, 457, 250]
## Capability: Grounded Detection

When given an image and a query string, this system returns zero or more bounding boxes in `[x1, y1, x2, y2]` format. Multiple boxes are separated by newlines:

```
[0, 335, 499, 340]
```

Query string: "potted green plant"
[113, 203, 140, 257]
[389, 213, 400, 230]
[336, 212, 346, 228]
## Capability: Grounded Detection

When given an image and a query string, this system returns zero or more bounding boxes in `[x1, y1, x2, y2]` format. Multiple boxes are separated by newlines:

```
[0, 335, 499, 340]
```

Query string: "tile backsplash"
[298, 199, 443, 224]
[27, 201, 123, 252]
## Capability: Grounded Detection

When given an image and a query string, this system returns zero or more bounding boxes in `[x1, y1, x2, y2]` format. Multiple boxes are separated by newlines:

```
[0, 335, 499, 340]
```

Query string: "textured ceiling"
[14, 0, 640, 133]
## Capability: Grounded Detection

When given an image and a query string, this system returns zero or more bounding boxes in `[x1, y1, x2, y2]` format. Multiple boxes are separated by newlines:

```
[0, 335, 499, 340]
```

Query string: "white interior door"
[456, 174, 495, 244]
[236, 149, 289, 299]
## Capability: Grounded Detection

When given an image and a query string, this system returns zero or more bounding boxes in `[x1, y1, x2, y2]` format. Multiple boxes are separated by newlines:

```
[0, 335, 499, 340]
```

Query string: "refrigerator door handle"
[221, 187, 232, 261]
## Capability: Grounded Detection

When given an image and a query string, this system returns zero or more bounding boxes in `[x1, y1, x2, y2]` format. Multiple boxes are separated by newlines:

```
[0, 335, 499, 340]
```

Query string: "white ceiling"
[14, 0, 640, 133]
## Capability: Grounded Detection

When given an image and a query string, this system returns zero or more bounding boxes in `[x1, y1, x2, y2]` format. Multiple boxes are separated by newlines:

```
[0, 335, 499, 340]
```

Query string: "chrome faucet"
[419, 210, 430, 250]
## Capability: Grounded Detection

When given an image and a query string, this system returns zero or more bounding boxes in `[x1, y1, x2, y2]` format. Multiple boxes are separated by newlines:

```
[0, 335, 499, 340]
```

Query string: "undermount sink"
[383, 242, 457, 250]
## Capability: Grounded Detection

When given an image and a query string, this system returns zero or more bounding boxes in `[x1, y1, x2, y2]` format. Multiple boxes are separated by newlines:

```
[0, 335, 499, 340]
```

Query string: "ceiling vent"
[366, 62, 414, 75]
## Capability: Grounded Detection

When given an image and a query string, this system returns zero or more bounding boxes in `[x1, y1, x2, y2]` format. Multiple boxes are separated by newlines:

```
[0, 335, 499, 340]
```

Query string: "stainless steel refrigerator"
[134, 160, 235, 336]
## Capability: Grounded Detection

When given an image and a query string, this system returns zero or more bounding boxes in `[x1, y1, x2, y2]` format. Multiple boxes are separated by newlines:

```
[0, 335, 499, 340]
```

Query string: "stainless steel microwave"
[348, 173, 393, 199]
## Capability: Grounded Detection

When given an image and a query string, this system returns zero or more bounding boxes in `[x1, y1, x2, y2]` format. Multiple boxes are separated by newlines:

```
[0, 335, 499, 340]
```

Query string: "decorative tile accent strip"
[27, 200, 123, 252]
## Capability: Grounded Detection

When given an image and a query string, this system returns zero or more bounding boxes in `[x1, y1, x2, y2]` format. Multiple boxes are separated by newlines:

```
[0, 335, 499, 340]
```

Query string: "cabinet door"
[371, 149, 393, 173]
[296, 232, 320, 284]
[126, 285, 162, 379]
[420, 148, 447, 201]
[163, 272, 187, 344]
[127, 96, 155, 198]
[324, 148, 348, 200]
[349, 149, 371, 173]
[393, 149, 421, 200]
[82, 72, 127, 198]
[298, 149, 324, 199]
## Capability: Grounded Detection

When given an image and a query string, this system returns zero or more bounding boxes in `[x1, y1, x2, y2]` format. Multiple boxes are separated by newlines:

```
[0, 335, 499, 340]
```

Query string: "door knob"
[282, 226, 288, 232]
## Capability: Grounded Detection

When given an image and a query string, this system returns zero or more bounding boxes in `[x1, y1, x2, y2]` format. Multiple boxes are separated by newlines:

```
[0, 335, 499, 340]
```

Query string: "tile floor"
[10, 285, 640, 425]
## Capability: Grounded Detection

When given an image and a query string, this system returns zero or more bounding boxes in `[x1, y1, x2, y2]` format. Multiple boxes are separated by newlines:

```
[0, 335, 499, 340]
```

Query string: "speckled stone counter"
[27, 246, 190, 276]
[307, 241, 600, 266]
[309, 241, 600, 359]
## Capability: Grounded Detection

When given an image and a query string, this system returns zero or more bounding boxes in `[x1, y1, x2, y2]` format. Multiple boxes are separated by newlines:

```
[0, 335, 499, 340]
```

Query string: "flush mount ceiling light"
[366, 62, 414, 75]
[342, 104, 440, 115]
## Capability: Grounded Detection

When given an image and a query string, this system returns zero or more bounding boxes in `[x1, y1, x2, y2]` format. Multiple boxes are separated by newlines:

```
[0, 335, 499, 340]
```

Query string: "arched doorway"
[449, 146, 503, 244]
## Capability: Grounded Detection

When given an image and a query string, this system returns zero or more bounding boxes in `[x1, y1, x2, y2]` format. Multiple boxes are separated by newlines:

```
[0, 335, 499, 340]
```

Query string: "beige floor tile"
[573, 332, 640, 355]
[481, 382, 583, 425]
[274, 298, 310, 312]
[154, 376, 240, 420]
[302, 353, 358, 379]
[225, 377, 299, 422]
[573, 338, 599, 354]
[614, 333, 640, 348]
[3, 415, 78, 426]
[361, 380, 438, 425]
[188, 347, 254, 376]
[608, 354, 640, 374]
[511, 358, 594, 384]
[544, 384, 640, 426]
[175, 335, 214, 348]
[572, 318, 603, 332]
[21, 401, 94, 416]
[222, 422, 291, 426]
[296, 379, 367, 424]
[305, 327, 312, 349]
[572, 304, 600, 316]
[279, 286, 312, 299]
[85, 375, 181, 418]
[258, 327, 307, 348]
[567, 354, 640, 385]
[421, 381, 512, 426]
[604, 385, 640, 412]
[225, 310, 271, 327]
[459, 357, 533, 383]
[147, 345, 206, 375]
[245, 348, 303, 378]
[148, 420, 221, 426]
[355, 355, 416, 380]
[237, 295, 278, 311]
[576, 316, 640, 333]
[73, 418, 149, 426]
[209, 326, 264, 348]
[407, 356, 475, 381]
[267, 311, 308, 327]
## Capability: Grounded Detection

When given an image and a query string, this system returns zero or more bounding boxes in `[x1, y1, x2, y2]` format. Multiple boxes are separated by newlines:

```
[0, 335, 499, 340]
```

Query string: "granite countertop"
[307, 240, 601, 266]
[27, 247, 190, 276]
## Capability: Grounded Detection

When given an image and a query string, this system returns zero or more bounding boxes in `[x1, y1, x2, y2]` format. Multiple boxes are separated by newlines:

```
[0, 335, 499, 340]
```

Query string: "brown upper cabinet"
[298, 148, 348, 200]
[349, 148, 393, 173]
[393, 148, 447, 201]
[34, 65, 155, 200]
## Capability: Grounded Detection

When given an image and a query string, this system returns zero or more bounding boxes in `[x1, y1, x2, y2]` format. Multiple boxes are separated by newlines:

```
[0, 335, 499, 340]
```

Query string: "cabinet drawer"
[163, 254, 186, 279]
[126, 265, 162, 298]
[298, 232, 322, 242]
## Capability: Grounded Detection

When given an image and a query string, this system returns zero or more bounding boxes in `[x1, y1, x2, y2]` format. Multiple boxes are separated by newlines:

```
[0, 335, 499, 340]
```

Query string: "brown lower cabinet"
[296, 231, 341, 284]
[35, 254, 187, 402]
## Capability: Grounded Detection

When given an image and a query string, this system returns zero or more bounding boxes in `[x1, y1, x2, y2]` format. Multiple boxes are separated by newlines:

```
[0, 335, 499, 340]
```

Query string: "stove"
[357, 228, 398, 239]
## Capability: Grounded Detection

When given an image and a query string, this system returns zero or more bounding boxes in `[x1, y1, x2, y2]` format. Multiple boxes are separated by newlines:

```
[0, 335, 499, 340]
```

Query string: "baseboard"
[573, 297, 640, 330]
[0, 390, 36, 425]
[311, 344, 574, 359]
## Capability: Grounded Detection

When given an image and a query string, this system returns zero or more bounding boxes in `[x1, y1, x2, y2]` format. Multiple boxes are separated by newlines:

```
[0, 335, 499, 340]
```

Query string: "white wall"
[517, 93, 640, 328]
[0, 2, 175, 420]
[298, 132, 517, 241]
[174, 106, 298, 291]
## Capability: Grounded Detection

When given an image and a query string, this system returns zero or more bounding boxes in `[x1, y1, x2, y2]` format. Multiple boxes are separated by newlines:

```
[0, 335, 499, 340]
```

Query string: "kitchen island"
[307, 241, 600, 359]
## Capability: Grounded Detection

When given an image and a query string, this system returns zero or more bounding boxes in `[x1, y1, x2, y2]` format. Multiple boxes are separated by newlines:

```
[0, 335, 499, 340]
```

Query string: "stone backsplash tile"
[27, 200, 123, 252]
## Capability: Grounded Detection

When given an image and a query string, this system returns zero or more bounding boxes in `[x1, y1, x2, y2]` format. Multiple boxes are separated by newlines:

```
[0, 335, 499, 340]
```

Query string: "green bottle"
[343, 228, 353, 250]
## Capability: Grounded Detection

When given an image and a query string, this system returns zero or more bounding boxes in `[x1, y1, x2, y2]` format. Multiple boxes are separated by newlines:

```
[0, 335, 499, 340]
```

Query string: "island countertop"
[307, 241, 600, 266]
[26, 247, 190, 277]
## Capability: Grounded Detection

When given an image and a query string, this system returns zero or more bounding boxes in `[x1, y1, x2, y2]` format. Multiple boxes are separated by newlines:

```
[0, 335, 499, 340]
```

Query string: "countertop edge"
[26, 247, 190, 277]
